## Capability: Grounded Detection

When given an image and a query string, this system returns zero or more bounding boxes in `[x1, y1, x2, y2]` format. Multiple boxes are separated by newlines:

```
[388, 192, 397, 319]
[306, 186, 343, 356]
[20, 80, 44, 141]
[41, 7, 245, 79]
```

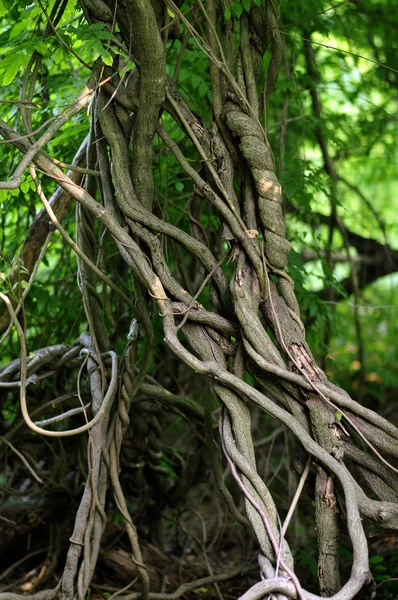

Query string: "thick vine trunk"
[0, 2, 397, 600]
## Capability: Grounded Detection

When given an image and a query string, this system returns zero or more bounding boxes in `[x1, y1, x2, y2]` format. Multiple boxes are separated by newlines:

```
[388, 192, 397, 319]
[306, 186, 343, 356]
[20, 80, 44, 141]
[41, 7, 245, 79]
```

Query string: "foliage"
[0, 1, 397, 599]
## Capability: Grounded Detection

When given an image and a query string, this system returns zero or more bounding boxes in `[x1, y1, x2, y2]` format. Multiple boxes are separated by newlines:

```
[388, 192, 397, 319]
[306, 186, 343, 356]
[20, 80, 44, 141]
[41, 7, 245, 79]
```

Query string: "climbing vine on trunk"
[0, 2, 397, 600]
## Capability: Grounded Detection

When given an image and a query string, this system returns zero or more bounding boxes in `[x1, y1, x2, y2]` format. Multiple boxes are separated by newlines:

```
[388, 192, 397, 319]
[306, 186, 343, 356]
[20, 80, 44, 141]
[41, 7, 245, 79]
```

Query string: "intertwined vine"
[0, 2, 397, 600]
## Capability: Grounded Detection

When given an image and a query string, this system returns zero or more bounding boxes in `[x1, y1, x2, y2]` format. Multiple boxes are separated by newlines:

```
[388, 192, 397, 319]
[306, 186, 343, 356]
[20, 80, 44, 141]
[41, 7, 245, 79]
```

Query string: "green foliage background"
[0, 0, 397, 596]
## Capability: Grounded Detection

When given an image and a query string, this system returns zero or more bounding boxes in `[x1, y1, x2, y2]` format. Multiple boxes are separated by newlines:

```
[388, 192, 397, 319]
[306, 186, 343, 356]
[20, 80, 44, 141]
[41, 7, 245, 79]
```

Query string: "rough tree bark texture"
[0, 2, 397, 600]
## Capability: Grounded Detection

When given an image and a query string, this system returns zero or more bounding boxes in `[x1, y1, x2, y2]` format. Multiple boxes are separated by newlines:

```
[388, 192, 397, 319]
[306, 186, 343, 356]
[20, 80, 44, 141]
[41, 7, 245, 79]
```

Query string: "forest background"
[0, 1, 397, 599]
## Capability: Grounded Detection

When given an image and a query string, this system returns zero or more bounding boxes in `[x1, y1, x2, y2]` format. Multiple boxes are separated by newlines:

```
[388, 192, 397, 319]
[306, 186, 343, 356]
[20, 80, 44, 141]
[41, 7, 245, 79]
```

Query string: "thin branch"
[282, 31, 398, 74]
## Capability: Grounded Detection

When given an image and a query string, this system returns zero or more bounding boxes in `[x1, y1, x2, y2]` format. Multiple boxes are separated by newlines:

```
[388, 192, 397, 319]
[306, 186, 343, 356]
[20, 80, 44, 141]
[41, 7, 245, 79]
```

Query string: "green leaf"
[34, 41, 49, 56]
[370, 556, 384, 565]
[233, 1, 244, 18]
[21, 180, 30, 194]
[198, 81, 209, 98]
[100, 48, 113, 66]
[9, 20, 28, 39]
[2, 58, 20, 86]
[52, 48, 66, 64]
[0, 0, 10, 18]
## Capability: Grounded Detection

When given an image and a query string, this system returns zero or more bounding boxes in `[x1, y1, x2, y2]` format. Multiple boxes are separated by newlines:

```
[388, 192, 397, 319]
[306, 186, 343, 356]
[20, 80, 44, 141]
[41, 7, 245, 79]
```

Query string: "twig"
[176, 251, 229, 330]
[0, 291, 118, 437]
[0, 436, 43, 483]
[29, 165, 138, 317]
[0, 87, 94, 189]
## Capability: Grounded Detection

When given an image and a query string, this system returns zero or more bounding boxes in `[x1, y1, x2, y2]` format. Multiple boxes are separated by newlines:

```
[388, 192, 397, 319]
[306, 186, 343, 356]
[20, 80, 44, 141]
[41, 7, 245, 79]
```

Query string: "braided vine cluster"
[223, 101, 301, 321]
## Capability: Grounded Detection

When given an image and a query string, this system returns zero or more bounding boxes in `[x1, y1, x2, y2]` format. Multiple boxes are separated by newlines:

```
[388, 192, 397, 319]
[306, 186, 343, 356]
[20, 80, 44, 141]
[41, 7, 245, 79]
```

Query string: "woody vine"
[0, 1, 397, 600]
